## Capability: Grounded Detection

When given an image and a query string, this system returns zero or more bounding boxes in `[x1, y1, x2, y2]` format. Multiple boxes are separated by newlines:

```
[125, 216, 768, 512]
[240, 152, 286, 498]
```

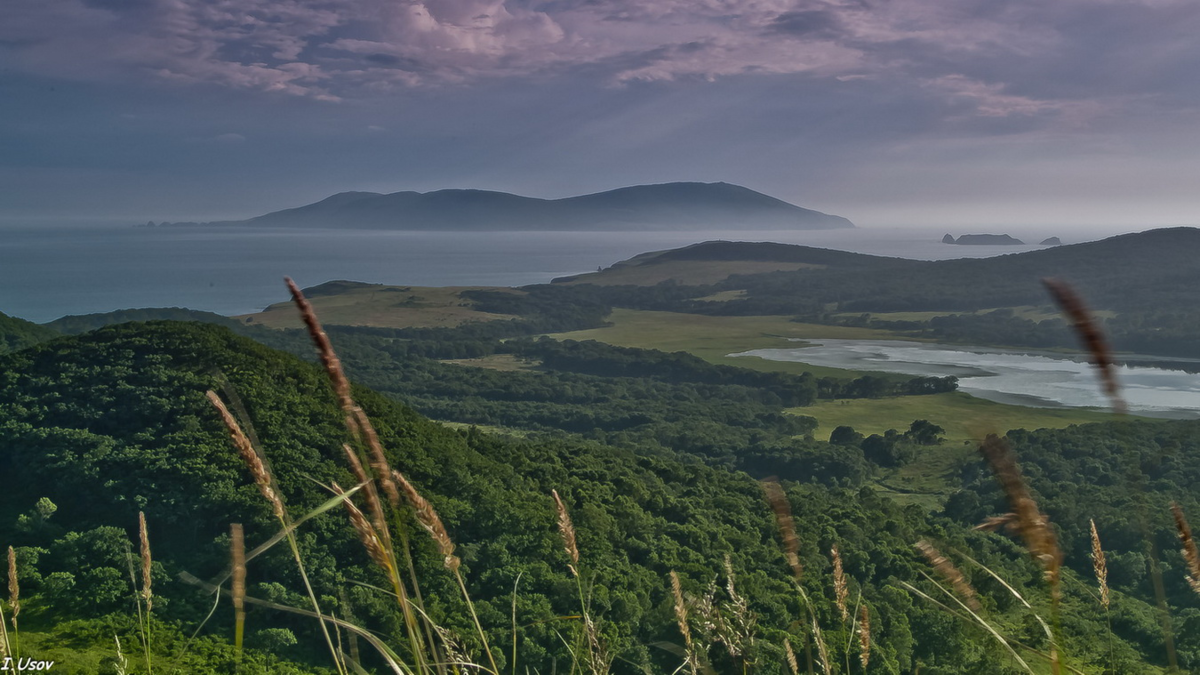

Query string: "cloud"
[3, 0, 1199, 131]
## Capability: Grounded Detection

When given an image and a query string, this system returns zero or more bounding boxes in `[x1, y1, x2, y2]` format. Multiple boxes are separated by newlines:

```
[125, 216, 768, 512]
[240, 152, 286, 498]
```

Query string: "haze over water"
[0, 223, 1144, 323]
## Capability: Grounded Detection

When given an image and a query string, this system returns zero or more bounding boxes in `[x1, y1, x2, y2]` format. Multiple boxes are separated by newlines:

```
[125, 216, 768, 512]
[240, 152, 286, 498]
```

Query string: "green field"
[795, 391, 1121, 444]
[240, 284, 519, 329]
[795, 392, 1133, 507]
[553, 308, 909, 378]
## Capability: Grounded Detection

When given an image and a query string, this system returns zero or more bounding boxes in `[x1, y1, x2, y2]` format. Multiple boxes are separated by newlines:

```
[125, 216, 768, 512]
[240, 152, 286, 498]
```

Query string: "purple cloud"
[3, 0, 1200, 129]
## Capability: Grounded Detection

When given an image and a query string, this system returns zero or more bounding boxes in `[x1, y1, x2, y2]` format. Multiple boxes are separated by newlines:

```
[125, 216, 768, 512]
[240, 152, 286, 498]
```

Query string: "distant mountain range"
[153, 182, 854, 231]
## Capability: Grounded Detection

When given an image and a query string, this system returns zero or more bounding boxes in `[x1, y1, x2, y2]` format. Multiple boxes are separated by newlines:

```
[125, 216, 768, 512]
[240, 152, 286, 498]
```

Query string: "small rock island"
[942, 234, 1025, 245]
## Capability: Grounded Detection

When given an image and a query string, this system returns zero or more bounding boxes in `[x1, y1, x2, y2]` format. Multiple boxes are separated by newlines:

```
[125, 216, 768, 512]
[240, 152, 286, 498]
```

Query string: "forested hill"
[0, 319, 1171, 672]
[0, 310, 59, 353]
[44, 307, 245, 334]
[194, 182, 854, 231]
[674, 227, 1200, 313]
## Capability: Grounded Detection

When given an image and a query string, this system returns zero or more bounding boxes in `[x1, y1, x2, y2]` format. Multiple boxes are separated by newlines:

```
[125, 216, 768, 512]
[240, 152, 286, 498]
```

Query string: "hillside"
[0, 310, 60, 353]
[0, 319, 1171, 673]
[554, 240, 906, 285]
[201, 182, 854, 231]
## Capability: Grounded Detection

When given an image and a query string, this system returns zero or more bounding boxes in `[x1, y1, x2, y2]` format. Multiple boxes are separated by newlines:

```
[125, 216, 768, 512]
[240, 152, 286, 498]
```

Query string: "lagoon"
[734, 339, 1200, 418]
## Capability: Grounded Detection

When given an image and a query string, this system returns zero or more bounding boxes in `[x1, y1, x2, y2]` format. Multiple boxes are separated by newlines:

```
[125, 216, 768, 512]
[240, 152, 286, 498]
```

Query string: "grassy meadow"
[239, 284, 521, 329]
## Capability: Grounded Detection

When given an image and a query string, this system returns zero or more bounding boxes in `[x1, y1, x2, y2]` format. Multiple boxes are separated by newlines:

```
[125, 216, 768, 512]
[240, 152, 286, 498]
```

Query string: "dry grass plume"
[552, 489, 580, 576]
[1171, 503, 1200, 596]
[1090, 519, 1110, 609]
[916, 540, 981, 612]
[206, 390, 285, 520]
[762, 480, 803, 582]
[670, 570, 699, 675]
[139, 511, 152, 612]
[332, 482, 392, 573]
[6, 546, 17, 626]
[285, 277, 401, 508]
[393, 470, 459, 571]
[978, 434, 1061, 591]
[830, 545, 849, 623]
[783, 638, 800, 675]
[1042, 277, 1125, 414]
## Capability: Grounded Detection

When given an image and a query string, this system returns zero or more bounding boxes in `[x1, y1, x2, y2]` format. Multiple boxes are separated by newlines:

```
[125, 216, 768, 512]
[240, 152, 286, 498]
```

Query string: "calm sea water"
[735, 340, 1200, 417]
[0, 223, 1139, 323]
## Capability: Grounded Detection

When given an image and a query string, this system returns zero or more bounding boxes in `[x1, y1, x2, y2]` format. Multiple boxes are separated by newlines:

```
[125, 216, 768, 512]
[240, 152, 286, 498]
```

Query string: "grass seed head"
[1090, 519, 1110, 609]
[138, 511, 152, 612]
[831, 544, 849, 623]
[206, 390, 285, 520]
[333, 482, 393, 573]
[1042, 277, 1125, 414]
[784, 637, 800, 675]
[979, 434, 1061, 588]
[810, 614, 831, 675]
[6, 546, 17, 621]
[916, 540, 981, 612]
[394, 470, 459, 571]
[1172, 503, 1200, 596]
[670, 571, 699, 675]
[763, 480, 803, 581]
[342, 444, 391, 549]
[551, 489, 580, 576]
[286, 277, 354, 412]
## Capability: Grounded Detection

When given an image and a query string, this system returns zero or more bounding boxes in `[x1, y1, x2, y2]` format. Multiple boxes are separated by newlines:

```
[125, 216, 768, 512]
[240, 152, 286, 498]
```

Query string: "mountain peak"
[233, 182, 853, 231]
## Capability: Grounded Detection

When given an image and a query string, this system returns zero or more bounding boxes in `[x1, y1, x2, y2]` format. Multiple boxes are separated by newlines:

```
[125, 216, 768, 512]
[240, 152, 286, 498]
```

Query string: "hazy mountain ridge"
[187, 182, 854, 231]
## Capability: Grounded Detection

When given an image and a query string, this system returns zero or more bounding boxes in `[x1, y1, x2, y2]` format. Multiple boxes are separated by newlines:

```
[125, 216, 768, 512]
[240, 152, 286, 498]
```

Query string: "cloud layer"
[5, 0, 1199, 122]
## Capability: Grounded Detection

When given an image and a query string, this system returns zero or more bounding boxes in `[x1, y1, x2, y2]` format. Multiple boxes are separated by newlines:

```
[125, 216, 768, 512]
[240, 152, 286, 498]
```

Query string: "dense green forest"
[0, 318, 1193, 673]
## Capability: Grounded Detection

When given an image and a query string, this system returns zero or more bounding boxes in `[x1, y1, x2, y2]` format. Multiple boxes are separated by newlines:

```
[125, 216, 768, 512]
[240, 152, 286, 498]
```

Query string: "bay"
[0, 223, 1140, 323]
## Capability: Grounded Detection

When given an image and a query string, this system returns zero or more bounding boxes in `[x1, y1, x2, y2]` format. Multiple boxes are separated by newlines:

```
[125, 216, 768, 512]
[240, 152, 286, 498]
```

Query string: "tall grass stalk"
[5, 547, 17, 669]
[287, 277, 443, 674]
[138, 513, 154, 674]
[231, 523, 247, 660]
[977, 433, 1063, 674]
[1089, 520, 1116, 671]
[207, 390, 348, 675]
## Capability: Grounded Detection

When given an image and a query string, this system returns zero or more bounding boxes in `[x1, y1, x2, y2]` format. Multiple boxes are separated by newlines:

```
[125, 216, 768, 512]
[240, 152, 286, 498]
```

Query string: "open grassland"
[835, 305, 1118, 323]
[441, 353, 540, 371]
[794, 391, 1122, 445]
[239, 284, 519, 329]
[558, 259, 823, 285]
[553, 308, 913, 378]
[796, 392, 1139, 508]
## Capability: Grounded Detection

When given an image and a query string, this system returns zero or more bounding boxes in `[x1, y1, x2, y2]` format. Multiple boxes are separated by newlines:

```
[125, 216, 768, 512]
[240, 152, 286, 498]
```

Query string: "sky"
[4, 0, 1200, 227]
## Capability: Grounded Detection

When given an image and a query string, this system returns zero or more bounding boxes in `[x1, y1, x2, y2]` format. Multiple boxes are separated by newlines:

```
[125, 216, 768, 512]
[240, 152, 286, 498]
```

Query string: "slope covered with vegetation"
[0, 319, 1187, 673]
[0, 310, 60, 354]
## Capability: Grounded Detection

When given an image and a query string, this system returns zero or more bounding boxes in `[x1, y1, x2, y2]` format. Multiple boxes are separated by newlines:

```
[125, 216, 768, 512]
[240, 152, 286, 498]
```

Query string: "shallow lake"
[733, 339, 1200, 418]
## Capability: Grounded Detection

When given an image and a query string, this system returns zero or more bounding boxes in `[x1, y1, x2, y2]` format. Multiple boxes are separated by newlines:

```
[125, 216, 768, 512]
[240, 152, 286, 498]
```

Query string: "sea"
[0, 222, 1142, 324]
[3, 220, 1196, 415]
